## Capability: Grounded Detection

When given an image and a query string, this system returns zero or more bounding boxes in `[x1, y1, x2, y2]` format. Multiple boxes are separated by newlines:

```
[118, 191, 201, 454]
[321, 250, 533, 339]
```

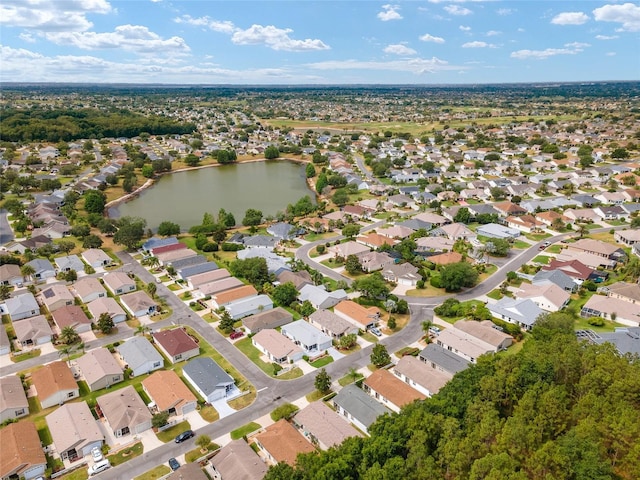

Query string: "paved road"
[0, 209, 14, 245]
[353, 153, 377, 183]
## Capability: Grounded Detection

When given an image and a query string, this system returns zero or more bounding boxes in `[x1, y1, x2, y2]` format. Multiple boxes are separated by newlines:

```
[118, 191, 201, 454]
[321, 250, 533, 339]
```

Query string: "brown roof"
[152, 328, 199, 357]
[334, 300, 380, 327]
[51, 305, 91, 329]
[0, 421, 46, 478]
[151, 242, 187, 255]
[255, 419, 315, 466]
[213, 285, 258, 305]
[31, 361, 77, 401]
[142, 370, 196, 413]
[277, 270, 313, 290]
[0, 375, 28, 417]
[427, 251, 463, 265]
[210, 439, 267, 480]
[364, 369, 426, 408]
[97, 385, 152, 432]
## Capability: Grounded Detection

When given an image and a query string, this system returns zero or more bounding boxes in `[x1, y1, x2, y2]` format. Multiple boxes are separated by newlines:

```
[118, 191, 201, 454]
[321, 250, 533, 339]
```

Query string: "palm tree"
[142, 256, 160, 270]
[20, 264, 35, 283]
[577, 223, 588, 238]
[421, 319, 434, 342]
[146, 281, 157, 299]
[135, 325, 151, 336]
[59, 326, 80, 345]
[0, 284, 11, 301]
[58, 345, 73, 365]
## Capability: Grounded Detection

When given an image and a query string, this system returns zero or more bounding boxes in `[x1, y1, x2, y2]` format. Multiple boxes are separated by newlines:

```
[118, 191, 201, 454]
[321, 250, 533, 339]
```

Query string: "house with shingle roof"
[277, 270, 313, 290]
[419, 343, 470, 376]
[13, 315, 52, 347]
[514, 282, 571, 312]
[242, 307, 293, 335]
[308, 309, 358, 339]
[142, 370, 197, 417]
[39, 284, 74, 313]
[292, 401, 363, 450]
[254, 419, 316, 466]
[329, 241, 370, 259]
[0, 375, 29, 423]
[178, 261, 219, 281]
[81, 248, 112, 269]
[120, 290, 157, 318]
[5, 292, 40, 321]
[76, 348, 124, 392]
[103, 271, 136, 295]
[186, 267, 229, 289]
[87, 296, 127, 324]
[332, 384, 392, 435]
[381, 262, 421, 286]
[615, 229, 640, 246]
[392, 355, 451, 398]
[357, 250, 395, 273]
[71, 276, 106, 303]
[116, 336, 164, 377]
[298, 284, 347, 310]
[363, 368, 426, 413]
[212, 284, 258, 309]
[54, 254, 84, 273]
[151, 328, 199, 364]
[0, 421, 46, 480]
[31, 361, 79, 409]
[281, 320, 332, 358]
[252, 329, 304, 364]
[97, 385, 152, 437]
[46, 401, 103, 461]
[183, 357, 235, 403]
[488, 297, 544, 331]
[334, 300, 380, 330]
[225, 294, 273, 320]
[210, 439, 268, 480]
[0, 263, 22, 286]
[581, 295, 640, 326]
[51, 304, 93, 334]
[24, 258, 56, 281]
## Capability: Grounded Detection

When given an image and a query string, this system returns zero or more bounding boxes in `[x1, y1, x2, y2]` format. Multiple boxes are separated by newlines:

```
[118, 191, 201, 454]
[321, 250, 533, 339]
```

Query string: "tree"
[96, 312, 115, 334]
[440, 262, 479, 292]
[306, 163, 316, 178]
[219, 310, 235, 334]
[611, 147, 629, 159]
[82, 234, 103, 249]
[20, 264, 35, 282]
[141, 165, 154, 178]
[146, 281, 157, 299]
[113, 216, 146, 250]
[454, 207, 472, 224]
[59, 326, 80, 345]
[57, 240, 75, 254]
[184, 153, 200, 167]
[314, 368, 332, 394]
[332, 188, 349, 206]
[83, 190, 106, 214]
[157, 221, 180, 236]
[353, 272, 390, 299]
[152, 412, 170, 429]
[264, 145, 280, 159]
[345, 254, 362, 274]
[315, 173, 328, 194]
[70, 224, 91, 238]
[0, 284, 11, 301]
[485, 238, 510, 257]
[195, 434, 212, 451]
[370, 343, 391, 367]
[337, 333, 358, 350]
[341, 223, 361, 239]
[272, 282, 298, 307]
[229, 257, 270, 288]
[242, 208, 263, 227]
[299, 300, 315, 317]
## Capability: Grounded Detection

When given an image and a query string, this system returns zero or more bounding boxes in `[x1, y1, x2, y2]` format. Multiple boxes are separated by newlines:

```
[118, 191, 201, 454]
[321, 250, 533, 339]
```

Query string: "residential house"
[72, 276, 107, 303]
[606, 281, 640, 305]
[535, 210, 571, 228]
[433, 223, 476, 242]
[329, 241, 370, 259]
[199, 277, 246, 297]
[506, 215, 544, 233]
[453, 320, 514, 352]
[13, 315, 52, 347]
[0, 421, 47, 480]
[357, 251, 395, 273]
[308, 309, 359, 339]
[267, 222, 303, 241]
[488, 297, 544, 331]
[615, 229, 640, 246]
[81, 248, 112, 269]
[178, 262, 220, 282]
[97, 385, 152, 437]
[169, 254, 207, 272]
[514, 282, 570, 312]
[281, 320, 332, 359]
[31, 361, 78, 409]
[187, 268, 230, 289]
[476, 223, 521, 239]
[392, 355, 451, 398]
[356, 233, 398, 250]
[493, 201, 527, 217]
[555, 249, 616, 270]
[212, 285, 258, 309]
[225, 295, 273, 320]
[298, 284, 347, 310]
[334, 300, 380, 330]
[24, 258, 56, 281]
[39, 284, 74, 313]
[588, 327, 640, 356]
[242, 235, 278, 250]
[542, 259, 596, 282]
[381, 262, 421, 286]
[46, 401, 103, 461]
[363, 369, 426, 413]
[103, 271, 136, 295]
[150, 242, 187, 256]
[76, 348, 124, 392]
[277, 270, 313, 290]
[87, 297, 127, 324]
[332, 384, 392, 435]
[565, 238, 626, 263]
[252, 329, 304, 363]
[116, 336, 164, 377]
[413, 212, 447, 226]
[120, 291, 157, 318]
[532, 269, 578, 293]
[54, 255, 84, 273]
[376, 225, 415, 240]
[142, 370, 198, 417]
[563, 208, 601, 223]
[183, 357, 236, 403]
[594, 205, 628, 222]
[415, 236, 454, 253]
[142, 236, 179, 253]
[151, 328, 200, 364]
[292, 402, 363, 450]
[5, 292, 40, 321]
[209, 439, 268, 480]
[581, 295, 640, 326]
[0, 264, 22, 286]
[254, 419, 316, 466]
[419, 344, 470, 376]
[242, 307, 293, 335]
[426, 251, 463, 266]
[0, 375, 29, 423]
[166, 463, 209, 480]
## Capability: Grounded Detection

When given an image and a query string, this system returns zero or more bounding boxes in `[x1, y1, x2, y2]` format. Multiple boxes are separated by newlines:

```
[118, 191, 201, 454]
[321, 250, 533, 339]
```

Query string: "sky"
[0, 1, 638, 85]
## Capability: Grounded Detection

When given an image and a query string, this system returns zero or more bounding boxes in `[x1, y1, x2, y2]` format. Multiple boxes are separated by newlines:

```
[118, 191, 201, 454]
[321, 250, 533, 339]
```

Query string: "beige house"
[39, 284, 74, 312]
[0, 421, 46, 480]
[46, 401, 103, 461]
[87, 296, 127, 324]
[81, 248, 112, 268]
[97, 385, 152, 437]
[120, 291, 157, 318]
[514, 282, 571, 312]
[72, 276, 107, 303]
[103, 271, 136, 295]
[76, 348, 124, 392]
[142, 370, 198, 417]
[252, 329, 304, 363]
[292, 401, 363, 450]
[210, 439, 267, 480]
[254, 419, 316, 466]
[51, 305, 92, 334]
[151, 328, 199, 364]
[13, 315, 52, 347]
[0, 375, 29, 423]
[31, 361, 79, 409]
[453, 320, 514, 352]
[392, 355, 451, 398]
[186, 268, 230, 290]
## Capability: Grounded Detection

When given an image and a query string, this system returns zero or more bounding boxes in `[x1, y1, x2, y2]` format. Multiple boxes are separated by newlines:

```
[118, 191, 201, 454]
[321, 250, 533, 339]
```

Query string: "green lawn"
[310, 356, 334, 368]
[199, 405, 219, 423]
[338, 372, 364, 387]
[574, 316, 624, 332]
[156, 421, 191, 443]
[487, 289, 504, 300]
[134, 465, 171, 480]
[185, 443, 219, 463]
[306, 390, 330, 402]
[56, 467, 88, 480]
[532, 255, 551, 265]
[230, 422, 261, 440]
[11, 349, 41, 362]
[108, 441, 143, 466]
[234, 337, 301, 380]
[544, 244, 563, 254]
[525, 232, 553, 241]
[513, 240, 531, 249]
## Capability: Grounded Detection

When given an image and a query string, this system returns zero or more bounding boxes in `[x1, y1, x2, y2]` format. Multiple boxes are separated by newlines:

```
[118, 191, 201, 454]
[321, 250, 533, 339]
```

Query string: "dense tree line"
[0, 107, 196, 142]
[265, 313, 640, 480]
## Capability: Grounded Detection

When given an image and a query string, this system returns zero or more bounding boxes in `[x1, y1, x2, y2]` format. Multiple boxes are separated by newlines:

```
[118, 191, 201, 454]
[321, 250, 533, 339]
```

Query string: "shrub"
[430, 275, 442, 288]
[271, 403, 299, 421]
[588, 317, 605, 327]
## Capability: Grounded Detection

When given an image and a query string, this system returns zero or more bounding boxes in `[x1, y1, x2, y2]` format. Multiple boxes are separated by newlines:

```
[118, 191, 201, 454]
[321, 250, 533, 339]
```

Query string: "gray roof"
[281, 319, 332, 347]
[419, 343, 470, 375]
[533, 269, 577, 291]
[298, 284, 347, 308]
[242, 307, 293, 332]
[397, 219, 432, 231]
[54, 255, 85, 272]
[183, 357, 234, 395]
[488, 297, 544, 327]
[169, 254, 208, 271]
[142, 237, 178, 251]
[178, 261, 219, 279]
[116, 337, 163, 371]
[476, 223, 520, 239]
[5, 292, 39, 318]
[467, 204, 499, 216]
[333, 384, 391, 429]
[266, 222, 298, 240]
[308, 309, 355, 336]
[25, 258, 55, 275]
[591, 327, 640, 356]
[242, 235, 277, 248]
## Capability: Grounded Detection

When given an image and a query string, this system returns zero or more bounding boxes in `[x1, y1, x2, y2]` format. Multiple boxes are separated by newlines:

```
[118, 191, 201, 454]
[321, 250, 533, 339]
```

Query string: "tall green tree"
[314, 368, 332, 394]
[440, 262, 479, 292]
[370, 343, 391, 367]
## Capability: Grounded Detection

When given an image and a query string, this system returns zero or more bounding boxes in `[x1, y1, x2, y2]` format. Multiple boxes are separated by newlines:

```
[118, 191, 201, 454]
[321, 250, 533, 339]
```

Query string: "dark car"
[229, 330, 245, 340]
[174, 430, 194, 443]
[168, 458, 180, 471]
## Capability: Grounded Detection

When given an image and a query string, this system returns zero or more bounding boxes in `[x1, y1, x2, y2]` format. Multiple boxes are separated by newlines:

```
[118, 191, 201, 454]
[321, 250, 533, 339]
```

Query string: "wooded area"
[266, 313, 640, 480]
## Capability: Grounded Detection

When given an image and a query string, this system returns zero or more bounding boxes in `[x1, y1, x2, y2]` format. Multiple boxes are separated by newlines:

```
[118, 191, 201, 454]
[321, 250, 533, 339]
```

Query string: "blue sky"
[0, 1, 637, 84]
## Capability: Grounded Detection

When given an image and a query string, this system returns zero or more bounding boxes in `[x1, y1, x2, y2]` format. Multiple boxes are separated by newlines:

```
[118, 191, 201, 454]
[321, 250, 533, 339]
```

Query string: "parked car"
[174, 429, 194, 443]
[87, 459, 111, 476]
[168, 458, 180, 471]
[539, 241, 551, 250]
[91, 447, 104, 462]
[428, 326, 441, 336]
[369, 327, 382, 337]
[230, 330, 245, 340]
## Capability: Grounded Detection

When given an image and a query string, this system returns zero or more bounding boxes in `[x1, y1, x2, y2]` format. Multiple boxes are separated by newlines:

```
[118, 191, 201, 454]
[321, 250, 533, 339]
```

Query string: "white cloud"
[459, 25, 472, 31]
[174, 15, 236, 34]
[595, 34, 619, 40]
[19, 32, 36, 43]
[0, 0, 112, 32]
[497, 8, 514, 16]
[593, 3, 640, 32]
[306, 57, 467, 75]
[384, 44, 417, 56]
[378, 4, 402, 21]
[486, 30, 501, 36]
[462, 41, 494, 48]
[551, 12, 589, 25]
[45, 25, 190, 56]
[419, 33, 445, 43]
[445, 5, 472, 16]
[511, 42, 588, 60]
[231, 25, 330, 51]
[606, 52, 616, 56]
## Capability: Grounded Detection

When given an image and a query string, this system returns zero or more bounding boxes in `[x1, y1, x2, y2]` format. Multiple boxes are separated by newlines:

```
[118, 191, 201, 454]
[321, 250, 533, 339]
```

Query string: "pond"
[109, 160, 316, 230]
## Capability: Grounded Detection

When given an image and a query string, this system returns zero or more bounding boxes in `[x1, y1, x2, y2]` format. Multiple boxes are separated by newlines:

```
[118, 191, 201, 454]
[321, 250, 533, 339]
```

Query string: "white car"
[87, 459, 111, 476]
[369, 327, 382, 337]
[91, 447, 104, 462]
